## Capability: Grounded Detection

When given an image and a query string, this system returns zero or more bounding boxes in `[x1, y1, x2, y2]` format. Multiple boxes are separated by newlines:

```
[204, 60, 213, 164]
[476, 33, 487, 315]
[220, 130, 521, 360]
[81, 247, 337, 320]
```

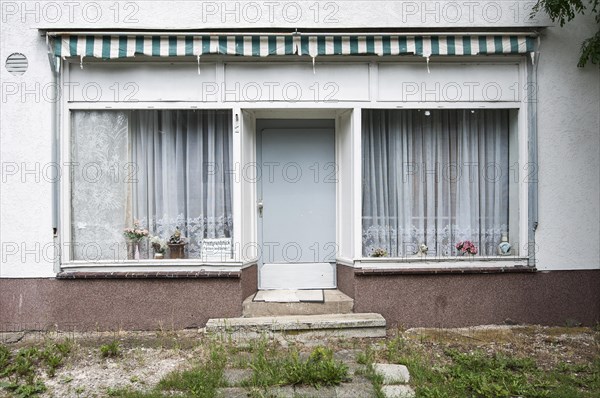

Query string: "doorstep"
[205, 313, 387, 339]
[243, 289, 354, 317]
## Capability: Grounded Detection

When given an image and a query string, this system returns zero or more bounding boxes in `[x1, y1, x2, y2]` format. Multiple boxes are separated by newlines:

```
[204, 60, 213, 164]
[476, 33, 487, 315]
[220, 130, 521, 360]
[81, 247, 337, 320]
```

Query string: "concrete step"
[243, 289, 354, 317]
[205, 313, 386, 339]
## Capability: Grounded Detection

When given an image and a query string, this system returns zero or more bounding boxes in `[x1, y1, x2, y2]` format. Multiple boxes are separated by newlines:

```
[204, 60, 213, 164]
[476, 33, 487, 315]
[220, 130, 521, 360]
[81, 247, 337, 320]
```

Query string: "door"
[258, 125, 336, 289]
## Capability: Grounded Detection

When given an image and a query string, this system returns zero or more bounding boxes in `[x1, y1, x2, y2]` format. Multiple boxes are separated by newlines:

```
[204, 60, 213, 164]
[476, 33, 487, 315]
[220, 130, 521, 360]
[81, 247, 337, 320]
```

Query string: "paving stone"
[270, 386, 296, 398]
[0, 332, 26, 343]
[381, 385, 416, 398]
[335, 382, 376, 397]
[217, 387, 248, 398]
[334, 349, 361, 362]
[293, 385, 337, 397]
[373, 363, 410, 384]
[223, 368, 253, 386]
[349, 373, 371, 385]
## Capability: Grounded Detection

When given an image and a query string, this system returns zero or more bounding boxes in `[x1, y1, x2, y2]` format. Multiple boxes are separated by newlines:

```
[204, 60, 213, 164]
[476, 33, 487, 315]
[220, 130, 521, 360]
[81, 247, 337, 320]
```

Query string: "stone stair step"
[205, 313, 386, 339]
[243, 289, 354, 317]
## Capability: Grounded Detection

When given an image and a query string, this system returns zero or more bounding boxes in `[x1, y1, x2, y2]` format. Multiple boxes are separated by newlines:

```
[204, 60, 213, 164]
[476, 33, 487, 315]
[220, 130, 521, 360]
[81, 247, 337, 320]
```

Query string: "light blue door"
[259, 127, 336, 289]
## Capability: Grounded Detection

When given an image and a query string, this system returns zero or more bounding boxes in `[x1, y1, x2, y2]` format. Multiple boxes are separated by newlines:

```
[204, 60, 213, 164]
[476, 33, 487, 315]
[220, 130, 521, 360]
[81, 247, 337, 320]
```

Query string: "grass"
[242, 342, 349, 389]
[356, 346, 385, 398]
[106, 338, 348, 398]
[100, 340, 122, 358]
[355, 330, 600, 398]
[0, 340, 73, 397]
[106, 341, 227, 398]
[1, 326, 599, 398]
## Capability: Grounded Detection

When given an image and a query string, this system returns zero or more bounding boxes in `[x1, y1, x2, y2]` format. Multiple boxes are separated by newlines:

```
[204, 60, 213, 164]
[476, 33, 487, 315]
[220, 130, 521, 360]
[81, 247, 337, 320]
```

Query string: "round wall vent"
[5, 53, 28, 76]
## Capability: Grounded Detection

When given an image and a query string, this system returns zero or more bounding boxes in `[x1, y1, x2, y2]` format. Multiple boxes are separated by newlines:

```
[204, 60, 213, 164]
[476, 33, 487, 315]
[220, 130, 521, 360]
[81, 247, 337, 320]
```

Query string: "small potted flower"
[455, 240, 478, 256]
[150, 236, 167, 259]
[167, 227, 187, 259]
[370, 247, 388, 257]
[123, 220, 149, 260]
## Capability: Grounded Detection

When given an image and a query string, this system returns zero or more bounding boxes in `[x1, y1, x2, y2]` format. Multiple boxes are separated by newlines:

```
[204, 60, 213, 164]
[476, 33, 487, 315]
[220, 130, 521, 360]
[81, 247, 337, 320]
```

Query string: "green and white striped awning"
[51, 34, 535, 60]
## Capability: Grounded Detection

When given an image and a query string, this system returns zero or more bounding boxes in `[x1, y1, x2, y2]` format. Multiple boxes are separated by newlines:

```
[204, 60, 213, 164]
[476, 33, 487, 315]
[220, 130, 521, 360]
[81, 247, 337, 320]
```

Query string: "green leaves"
[532, 0, 600, 66]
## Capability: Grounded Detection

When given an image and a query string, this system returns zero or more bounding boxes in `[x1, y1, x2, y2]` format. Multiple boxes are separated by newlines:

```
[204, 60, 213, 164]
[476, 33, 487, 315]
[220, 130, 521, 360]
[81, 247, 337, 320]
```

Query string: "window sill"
[358, 256, 527, 264]
[353, 256, 533, 274]
[59, 260, 243, 275]
[56, 269, 242, 279]
[354, 266, 536, 275]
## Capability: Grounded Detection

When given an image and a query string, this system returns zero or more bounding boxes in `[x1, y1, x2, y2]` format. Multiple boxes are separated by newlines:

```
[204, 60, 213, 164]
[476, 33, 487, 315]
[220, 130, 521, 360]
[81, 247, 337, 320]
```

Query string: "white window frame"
[57, 56, 530, 272]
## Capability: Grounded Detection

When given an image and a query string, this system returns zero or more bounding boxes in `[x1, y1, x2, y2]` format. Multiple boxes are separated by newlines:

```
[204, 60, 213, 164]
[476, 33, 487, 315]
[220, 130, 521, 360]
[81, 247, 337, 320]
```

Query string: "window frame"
[61, 107, 240, 269]
[57, 56, 531, 272]
[359, 107, 523, 261]
[355, 103, 529, 267]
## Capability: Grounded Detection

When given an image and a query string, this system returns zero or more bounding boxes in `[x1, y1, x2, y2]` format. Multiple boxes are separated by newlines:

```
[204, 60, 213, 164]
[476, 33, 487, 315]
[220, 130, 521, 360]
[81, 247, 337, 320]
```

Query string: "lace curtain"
[362, 109, 509, 257]
[71, 111, 130, 261]
[131, 110, 233, 258]
[71, 110, 232, 261]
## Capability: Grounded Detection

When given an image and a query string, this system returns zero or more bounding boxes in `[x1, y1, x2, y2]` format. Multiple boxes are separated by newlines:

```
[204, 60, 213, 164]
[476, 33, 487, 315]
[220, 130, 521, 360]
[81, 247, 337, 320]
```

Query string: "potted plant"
[123, 220, 149, 260]
[455, 240, 478, 256]
[150, 236, 167, 259]
[167, 227, 187, 259]
[370, 247, 388, 257]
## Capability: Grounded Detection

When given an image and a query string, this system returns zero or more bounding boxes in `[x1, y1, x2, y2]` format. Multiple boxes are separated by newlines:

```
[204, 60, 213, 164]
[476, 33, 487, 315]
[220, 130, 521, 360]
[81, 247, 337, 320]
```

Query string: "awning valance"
[50, 34, 535, 60]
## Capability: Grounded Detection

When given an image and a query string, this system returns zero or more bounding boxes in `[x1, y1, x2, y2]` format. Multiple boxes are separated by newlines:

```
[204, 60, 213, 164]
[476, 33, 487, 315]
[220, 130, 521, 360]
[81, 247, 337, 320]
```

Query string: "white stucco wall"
[1, 9, 56, 277]
[0, 1, 597, 277]
[535, 12, 600, 271]
[14, 1, 551, 30]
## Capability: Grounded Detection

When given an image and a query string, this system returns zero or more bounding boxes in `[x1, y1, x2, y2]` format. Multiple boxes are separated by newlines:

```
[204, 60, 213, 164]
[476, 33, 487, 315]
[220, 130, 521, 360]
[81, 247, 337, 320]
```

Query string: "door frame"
[237, 108, 359, 288]
[256, 120, 337, 289]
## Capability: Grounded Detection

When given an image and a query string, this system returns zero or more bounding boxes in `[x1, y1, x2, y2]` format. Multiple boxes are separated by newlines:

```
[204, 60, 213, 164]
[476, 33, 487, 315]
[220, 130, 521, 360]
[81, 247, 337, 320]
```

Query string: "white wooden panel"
[68, 63, 217, 102]
[240, 110, 258, 262]
[378, 63, 520, 102]
[336, 110, 354, 260]
[225, 63, 369, 102]
[260, 263, 335, 289]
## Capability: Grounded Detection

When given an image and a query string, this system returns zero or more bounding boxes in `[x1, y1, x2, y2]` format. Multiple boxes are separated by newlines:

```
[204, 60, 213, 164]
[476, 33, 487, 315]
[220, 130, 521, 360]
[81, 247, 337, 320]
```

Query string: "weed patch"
[243, 343, 348, 390]
[0, 340, 72, 397]
[107, 341, 227, 398]
[100, 340, 122, 358]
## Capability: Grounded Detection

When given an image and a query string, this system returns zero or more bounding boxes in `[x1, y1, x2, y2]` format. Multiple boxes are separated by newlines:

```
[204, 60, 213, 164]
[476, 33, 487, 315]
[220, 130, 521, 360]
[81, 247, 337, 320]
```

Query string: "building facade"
[1, 1, 599, 331]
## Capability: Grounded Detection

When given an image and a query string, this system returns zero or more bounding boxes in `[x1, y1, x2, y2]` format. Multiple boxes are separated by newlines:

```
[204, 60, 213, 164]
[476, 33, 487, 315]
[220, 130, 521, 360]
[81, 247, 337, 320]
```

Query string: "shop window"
[362, 109, 517, 258]
[70, 109, 233, 261]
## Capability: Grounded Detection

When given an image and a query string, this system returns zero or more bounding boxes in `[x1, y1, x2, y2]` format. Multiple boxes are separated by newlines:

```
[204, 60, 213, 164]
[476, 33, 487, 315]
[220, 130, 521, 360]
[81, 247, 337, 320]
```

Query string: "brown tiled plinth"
[337, 264, 600, 327]
[0, 264, 258, 332]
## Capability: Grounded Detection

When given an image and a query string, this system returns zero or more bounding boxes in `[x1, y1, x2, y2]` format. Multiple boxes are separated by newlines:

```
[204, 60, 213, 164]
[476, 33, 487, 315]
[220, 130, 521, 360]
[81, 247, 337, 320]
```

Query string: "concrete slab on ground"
[293, 386, 338, 397]
[382, 385, 416, 398]
[223, 368, 253, 386]
[205, 313, 386, 339]
[374, 363, 411, 384]
[217, 387, 248, 398]
[336, 382, 376, 397]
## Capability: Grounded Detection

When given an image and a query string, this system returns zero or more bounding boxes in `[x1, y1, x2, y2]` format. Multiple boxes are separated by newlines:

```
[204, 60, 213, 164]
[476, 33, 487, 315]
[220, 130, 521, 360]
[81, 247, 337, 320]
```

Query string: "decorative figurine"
[498, 234, 512, 255]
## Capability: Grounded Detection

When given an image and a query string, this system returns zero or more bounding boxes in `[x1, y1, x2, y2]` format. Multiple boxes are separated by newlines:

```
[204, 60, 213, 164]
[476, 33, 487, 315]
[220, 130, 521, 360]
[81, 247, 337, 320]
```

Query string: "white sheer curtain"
[362, 109, 509, 257]
[71, 111, 129, 261]
[71, 109, 233, 261]
[131, 110, 233, 258]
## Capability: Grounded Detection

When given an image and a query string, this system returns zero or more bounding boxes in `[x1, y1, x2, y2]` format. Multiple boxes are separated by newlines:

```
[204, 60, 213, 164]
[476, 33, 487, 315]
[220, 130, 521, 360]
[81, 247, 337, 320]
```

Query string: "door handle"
[258, 201, 264, 217]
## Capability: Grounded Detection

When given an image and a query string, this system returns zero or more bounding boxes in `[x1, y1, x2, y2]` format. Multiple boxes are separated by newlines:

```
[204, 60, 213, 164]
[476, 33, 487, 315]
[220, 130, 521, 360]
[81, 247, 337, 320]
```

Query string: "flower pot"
[154, 253, 164, 259]
[168, 243, 186, 259]
[127, 240, 141, 260]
